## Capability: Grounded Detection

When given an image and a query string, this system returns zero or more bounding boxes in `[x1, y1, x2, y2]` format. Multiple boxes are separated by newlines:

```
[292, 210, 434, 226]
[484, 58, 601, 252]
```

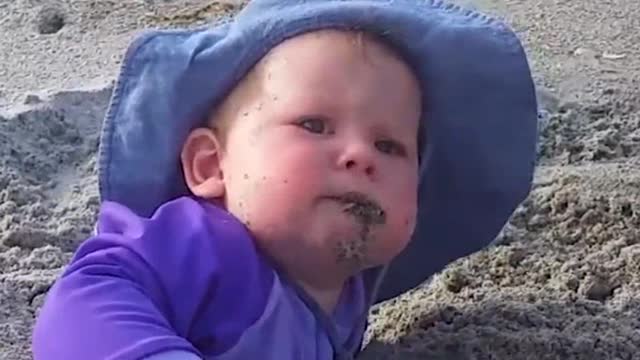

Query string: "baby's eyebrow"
[372, 118, 420, 140]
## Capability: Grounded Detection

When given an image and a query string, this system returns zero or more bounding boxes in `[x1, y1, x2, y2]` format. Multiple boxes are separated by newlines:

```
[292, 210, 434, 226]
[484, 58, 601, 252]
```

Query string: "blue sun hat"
[97, 0, 538, 302]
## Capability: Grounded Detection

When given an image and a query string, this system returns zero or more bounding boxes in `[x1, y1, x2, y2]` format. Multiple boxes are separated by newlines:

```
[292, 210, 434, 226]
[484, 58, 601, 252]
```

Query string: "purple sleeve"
[32, 197, 274, 360]
[144, 351, 202, 360]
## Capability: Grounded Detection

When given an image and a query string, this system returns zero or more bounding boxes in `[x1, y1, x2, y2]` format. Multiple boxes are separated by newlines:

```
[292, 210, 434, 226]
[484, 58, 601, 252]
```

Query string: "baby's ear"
[181, 128, 226, 199]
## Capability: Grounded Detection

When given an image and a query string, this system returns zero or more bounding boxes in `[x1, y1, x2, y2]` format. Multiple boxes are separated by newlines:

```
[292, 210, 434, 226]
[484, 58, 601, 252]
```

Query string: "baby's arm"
[145, 351, 203, 360]
[144, 350, 202, 360]
[32, 197, 273, 359]
[32, 201, 207, 359]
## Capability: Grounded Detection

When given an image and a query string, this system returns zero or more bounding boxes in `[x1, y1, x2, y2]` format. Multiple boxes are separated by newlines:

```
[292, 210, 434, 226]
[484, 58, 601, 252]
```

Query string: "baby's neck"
[297, 280, 346, 314]
[262, 249, 361, 314]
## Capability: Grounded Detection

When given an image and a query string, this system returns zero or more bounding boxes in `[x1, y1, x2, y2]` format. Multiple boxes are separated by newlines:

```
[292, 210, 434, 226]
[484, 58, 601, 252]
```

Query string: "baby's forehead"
[258, 30, 409, 72]
[209, 29, 422, 135]
[255, 31, 420, 101]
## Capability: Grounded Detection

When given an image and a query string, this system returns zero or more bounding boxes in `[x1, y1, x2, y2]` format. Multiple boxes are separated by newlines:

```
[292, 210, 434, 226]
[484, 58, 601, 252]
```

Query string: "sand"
[1, 0, 639, 359]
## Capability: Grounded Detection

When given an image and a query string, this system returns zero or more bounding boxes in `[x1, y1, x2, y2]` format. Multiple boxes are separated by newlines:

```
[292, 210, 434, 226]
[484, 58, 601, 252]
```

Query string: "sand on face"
[1, 0, 640, 359]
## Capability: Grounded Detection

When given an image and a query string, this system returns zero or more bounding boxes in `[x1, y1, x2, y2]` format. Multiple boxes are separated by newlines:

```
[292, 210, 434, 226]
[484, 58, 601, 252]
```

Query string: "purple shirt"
[32, 197, 376, 359]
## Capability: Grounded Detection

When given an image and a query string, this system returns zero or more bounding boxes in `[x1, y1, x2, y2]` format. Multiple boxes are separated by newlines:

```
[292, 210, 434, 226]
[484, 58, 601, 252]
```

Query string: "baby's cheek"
[227, 192, 252, 226]
[391, 188, 418, 230]
[382, 204, 416, 256]
[403, 209, 417, 237]
[225, 174, 268, 227]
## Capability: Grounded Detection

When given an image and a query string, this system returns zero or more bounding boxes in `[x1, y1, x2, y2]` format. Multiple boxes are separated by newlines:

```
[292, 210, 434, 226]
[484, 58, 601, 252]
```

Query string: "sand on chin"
[1, 0, 640, 359]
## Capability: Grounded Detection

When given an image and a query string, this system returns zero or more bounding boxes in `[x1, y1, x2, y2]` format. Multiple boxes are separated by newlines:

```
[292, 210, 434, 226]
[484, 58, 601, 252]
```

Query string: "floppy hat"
[98, 0, 538, 302]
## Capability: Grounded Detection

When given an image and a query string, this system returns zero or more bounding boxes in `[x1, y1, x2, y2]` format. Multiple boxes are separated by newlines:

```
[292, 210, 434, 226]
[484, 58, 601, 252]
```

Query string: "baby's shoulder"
[96, 196, 262, 267]
[91, 196, 276, 292]
[35, 196, 277, 358]
[96, 196, 277, 345]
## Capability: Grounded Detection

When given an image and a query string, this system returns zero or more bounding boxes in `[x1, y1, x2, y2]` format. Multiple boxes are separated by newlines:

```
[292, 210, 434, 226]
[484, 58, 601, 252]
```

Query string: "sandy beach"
[1, 0, 639, 358]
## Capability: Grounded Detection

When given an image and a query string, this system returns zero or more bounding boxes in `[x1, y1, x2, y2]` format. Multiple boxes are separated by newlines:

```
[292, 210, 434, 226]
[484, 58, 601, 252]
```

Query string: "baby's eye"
[375, 139, 406, 156]
[296, 117, 328, 134]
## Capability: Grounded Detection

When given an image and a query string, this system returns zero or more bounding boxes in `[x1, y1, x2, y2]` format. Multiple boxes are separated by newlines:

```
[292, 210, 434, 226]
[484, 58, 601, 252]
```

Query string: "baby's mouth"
[326, 192, 386, 226]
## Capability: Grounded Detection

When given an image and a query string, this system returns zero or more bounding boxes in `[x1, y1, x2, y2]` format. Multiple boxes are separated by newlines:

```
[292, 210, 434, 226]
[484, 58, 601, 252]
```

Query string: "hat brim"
[98, 0, 538, 300]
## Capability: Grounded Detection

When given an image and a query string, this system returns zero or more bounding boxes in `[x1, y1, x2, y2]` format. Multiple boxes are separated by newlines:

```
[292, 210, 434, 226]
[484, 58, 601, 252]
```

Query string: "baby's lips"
[322, 192, 386, 225]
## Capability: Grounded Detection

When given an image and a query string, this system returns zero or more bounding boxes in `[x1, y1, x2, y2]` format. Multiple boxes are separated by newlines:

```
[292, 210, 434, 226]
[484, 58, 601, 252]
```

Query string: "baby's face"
[218, 30, 421, 284]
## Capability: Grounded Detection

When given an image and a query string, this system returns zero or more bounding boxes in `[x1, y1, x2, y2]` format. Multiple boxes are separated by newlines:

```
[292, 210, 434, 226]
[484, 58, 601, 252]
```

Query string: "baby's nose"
[336, 144, 376, 178]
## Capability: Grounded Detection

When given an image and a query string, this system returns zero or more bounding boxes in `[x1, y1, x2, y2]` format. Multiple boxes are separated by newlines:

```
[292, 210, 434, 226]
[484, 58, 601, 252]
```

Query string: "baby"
[183, 29, 421, 312]
[32, 0, 538, 359]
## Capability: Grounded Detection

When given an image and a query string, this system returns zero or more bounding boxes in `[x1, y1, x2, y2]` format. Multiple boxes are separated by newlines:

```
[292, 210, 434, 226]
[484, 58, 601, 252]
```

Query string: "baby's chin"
[318, 225, 401, 270]
[302, 205, 401, 264]
[334, 239, 403, 268]
[233, 199, 408, 273]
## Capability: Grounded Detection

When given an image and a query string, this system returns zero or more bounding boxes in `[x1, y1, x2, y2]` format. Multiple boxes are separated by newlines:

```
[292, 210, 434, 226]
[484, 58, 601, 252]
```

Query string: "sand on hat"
[1, 0, 639, 359]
